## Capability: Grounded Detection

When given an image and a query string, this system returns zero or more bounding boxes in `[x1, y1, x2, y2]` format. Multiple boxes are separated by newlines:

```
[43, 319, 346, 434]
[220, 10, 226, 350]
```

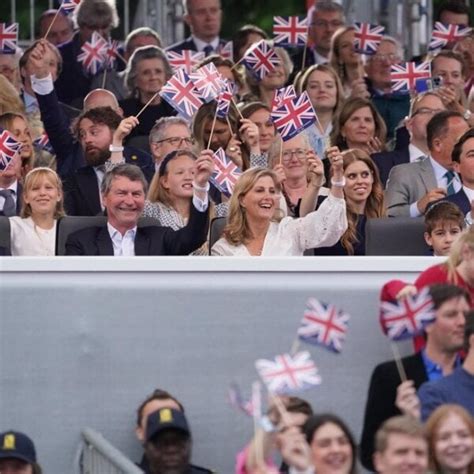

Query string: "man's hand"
[28, 39, 54, 79]
[112, 116, 139, 146]
[307, 157, 324, 188]
[416, 188, 447, 214]
[350, 78, 370, 100]
[225, 134, 243, 167]
[273, 163, 286, 185]
[395, 380, 421, 420]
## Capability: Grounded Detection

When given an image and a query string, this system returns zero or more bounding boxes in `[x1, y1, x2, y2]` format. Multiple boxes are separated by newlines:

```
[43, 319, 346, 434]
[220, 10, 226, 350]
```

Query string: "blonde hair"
[446, 226, 474, 283]
[0, 75, 25, 115]
[223, 167, 282, 246]
[425, 404, 474, 473]
[21, 167, 65, 219]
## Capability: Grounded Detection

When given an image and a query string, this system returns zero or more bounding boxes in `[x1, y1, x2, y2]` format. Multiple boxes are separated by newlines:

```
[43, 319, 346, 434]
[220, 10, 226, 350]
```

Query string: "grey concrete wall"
[0, 257, 441, 473]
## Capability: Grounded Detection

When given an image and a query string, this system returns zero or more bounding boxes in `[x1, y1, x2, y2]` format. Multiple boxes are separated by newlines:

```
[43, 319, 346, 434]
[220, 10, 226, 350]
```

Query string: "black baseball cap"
[0, 431, 36, 464]
[146, 408, 190, 442]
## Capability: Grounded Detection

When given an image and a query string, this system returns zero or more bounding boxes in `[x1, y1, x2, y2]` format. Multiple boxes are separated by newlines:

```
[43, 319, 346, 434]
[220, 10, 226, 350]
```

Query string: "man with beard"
[64, 106, 149, 216]
[143, 408, 213, 474]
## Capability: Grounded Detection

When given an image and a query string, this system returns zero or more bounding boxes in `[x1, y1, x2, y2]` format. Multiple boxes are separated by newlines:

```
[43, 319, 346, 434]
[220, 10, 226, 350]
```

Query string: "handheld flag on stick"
[271, 85, 297, 110]
[189, 62, 226, 102]
[0, 128, 22, 172]
[390, 61, 431, 93]
[77, 31, 109, 75]
[33, 132, 54, 154]
[166, 50, 205, 74]
[218, 41, 233, 61]
[271, 91, 317, 141]
[273, 16, 308, 46]
[380, 286, 435, 341]
[159, 69, 204, 121]
[216, 80, 236, 119]
[353, 22, 385, 54]
[0, 23, 18, 54]
[243, 40, 280, 81]
[298, 298, 350, 353]
[255, 351, 321, 394]
[209, 147, 242, 197]
[429, 22, 472, 51]
[61, 0, 81, 15]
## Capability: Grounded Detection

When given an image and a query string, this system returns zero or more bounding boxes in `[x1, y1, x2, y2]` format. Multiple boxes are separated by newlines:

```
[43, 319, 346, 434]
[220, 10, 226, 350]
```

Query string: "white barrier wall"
[0, 257, 442, 473]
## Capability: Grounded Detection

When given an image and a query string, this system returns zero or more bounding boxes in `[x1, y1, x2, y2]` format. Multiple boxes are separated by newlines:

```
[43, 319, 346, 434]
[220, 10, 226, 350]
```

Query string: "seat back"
[365, 217, 429, 256]
[208, 217, 227, 254]
[0, 216, 11, 255]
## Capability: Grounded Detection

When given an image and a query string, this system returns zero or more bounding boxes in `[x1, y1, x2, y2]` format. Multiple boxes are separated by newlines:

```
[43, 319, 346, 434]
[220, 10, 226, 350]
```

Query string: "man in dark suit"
[0, 152, 23, 217]
[65, 159, 213, 255]
[54, 0, 123, 107]
[166, 0, 227, 56]
[28, 40, 152, 181]
[373, 92, 446, 186]
[64, 107, 154, 216]
[444, 129, 474, 217]
[360, 284, 469, 471]
[290, 1, 345, 74]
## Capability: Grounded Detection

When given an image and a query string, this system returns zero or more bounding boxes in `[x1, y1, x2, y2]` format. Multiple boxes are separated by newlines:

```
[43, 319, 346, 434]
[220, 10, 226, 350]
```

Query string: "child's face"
[425, 222, 463, 256]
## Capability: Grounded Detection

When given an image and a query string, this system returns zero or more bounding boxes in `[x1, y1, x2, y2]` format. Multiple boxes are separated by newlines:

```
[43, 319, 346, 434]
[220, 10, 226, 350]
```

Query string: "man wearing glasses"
[291, 1, 345, 72]
[373, 92, 446, 186]
[149, 117, 195, 171]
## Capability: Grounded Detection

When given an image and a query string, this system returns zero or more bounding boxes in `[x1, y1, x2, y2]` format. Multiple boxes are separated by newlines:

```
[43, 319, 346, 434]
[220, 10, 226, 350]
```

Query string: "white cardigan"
[9, 217, 57, 256]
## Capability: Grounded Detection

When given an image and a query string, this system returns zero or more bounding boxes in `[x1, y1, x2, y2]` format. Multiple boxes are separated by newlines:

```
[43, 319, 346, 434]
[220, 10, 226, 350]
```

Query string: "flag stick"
[136, 92, 160, 118]
[101, 61, 108, 89]
[207, 108, 219, 150]
[251, 381, 265, 468]
[279, 138, 283, 165]
[230, 56, 246, 71]
[225, 115, 234, 136]
[116, 51, 127, 64]
[301, 24, 310, 71]
[390, 343, 407, 382]
[231, 98, 244, 119]
[290, 338, 300, 355]
[43, 8, 62, 40]
[270, 394, 291, 426]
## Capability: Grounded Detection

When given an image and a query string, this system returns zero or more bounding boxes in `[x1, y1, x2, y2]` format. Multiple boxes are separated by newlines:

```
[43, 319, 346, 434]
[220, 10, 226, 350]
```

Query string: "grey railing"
[78, 428, 143, 474]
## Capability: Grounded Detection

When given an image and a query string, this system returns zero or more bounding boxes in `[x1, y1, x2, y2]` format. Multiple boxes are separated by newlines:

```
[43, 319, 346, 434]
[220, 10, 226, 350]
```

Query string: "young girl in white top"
[9, 167, 64, 256]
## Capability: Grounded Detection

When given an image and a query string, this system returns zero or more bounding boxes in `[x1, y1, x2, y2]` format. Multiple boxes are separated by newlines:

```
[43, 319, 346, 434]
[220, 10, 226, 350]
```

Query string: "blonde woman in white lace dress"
[211, 155, 347, 256]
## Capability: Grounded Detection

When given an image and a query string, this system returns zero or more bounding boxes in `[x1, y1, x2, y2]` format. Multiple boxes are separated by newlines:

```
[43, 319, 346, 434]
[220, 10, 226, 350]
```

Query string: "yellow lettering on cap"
[159, 408, 172, 423]
[2, 434, 15, 450]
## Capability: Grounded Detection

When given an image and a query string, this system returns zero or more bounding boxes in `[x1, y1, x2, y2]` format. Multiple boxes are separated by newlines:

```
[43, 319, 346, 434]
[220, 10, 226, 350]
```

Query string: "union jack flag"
[243, 40, 280, 81]
[380, 287, 435, 341]
[0, 128, 22, 172]
[166, 49, 205, 74]
[210, 147, 242, 197]
[0, 23, 18, 54]
[298, 298, 350, 353]
[159, 69, 203, 121]
[353, 22, 385, 55]
[390, 61, 431, 93]
[216, 80, 236, 118]
[429, 22, 472, 51]
[255, 351, 321, 394]
[189, 62, 226, 102]
[271, 91, 317, 141]
[273, 16, 308, 46]
[228, 381, 261, 418]
[218, 41, 233, 61]
[77, 31, 108, 75]
[61, 0, 81, 15]
[271, 85, 297, 110]
[33, 132, 54, 154]
[103, 40, 120, 69]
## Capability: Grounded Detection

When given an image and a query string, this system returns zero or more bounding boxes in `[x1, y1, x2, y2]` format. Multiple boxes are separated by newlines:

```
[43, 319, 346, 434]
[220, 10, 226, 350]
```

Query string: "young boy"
[424, 201, 465, 256]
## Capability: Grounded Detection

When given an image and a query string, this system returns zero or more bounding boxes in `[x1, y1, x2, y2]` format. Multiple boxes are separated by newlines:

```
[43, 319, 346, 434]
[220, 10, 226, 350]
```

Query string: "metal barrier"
[79, 428, 143, 474]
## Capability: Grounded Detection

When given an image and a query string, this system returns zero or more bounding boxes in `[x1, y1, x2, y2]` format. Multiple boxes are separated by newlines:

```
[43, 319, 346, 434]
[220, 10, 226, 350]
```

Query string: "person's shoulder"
[69, 225, 104, 240]
[166, 38, 195, 53]
[372, 353, 422, 376]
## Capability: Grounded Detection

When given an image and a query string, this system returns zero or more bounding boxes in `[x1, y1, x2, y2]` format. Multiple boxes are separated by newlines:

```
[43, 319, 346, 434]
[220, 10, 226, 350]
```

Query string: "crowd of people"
[1, 0, 474, 472]
[0, 0, 472, 256]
